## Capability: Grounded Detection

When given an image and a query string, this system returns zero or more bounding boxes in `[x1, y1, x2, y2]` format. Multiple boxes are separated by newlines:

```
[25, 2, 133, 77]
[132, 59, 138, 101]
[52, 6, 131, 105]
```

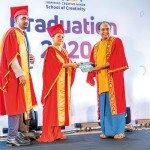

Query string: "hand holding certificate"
[79, 62, 95, 72]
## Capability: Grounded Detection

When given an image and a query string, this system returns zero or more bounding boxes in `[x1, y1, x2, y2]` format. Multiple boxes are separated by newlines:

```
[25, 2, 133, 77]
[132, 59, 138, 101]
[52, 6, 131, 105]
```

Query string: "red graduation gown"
[38, 46, 75, 142]
[0, 27, 37, 116]
[87, 37, 128, 118]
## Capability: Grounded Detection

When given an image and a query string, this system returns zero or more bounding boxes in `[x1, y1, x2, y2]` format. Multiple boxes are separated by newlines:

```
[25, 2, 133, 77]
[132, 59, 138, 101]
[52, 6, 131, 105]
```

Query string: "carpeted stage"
[0, 130, 150, 150]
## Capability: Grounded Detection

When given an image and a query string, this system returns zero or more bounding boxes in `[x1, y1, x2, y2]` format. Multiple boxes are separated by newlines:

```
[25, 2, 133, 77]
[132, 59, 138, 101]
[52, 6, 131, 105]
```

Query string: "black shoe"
[6, 138, 30, 146]
[18, 132, 31, 143]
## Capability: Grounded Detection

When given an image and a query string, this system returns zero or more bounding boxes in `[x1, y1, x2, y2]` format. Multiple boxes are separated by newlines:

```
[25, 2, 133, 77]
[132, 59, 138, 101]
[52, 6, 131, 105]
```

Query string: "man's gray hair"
[98, 21, 111, 30]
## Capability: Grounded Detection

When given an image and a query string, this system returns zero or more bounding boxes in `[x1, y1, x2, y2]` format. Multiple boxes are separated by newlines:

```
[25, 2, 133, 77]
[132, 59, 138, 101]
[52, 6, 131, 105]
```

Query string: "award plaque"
[79, 62, 95, 72]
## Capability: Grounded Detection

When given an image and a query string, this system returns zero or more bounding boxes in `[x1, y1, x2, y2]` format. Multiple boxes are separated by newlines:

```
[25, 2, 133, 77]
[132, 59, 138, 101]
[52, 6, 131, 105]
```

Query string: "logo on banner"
[62, 0, 83, 2]
[45, 0, 86, 12]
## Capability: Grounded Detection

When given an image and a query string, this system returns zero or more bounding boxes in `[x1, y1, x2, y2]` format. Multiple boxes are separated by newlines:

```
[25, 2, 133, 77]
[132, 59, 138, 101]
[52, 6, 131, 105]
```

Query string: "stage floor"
[0, 130, 149, 150]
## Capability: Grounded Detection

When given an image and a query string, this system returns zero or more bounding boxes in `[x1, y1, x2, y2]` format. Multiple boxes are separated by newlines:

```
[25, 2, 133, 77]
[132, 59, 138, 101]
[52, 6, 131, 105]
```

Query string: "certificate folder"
[79, 62, 95, 72]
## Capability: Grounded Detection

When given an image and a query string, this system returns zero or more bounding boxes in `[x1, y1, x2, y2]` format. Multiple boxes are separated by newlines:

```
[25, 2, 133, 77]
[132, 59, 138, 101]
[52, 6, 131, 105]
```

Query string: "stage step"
[135, 119, 150, 124]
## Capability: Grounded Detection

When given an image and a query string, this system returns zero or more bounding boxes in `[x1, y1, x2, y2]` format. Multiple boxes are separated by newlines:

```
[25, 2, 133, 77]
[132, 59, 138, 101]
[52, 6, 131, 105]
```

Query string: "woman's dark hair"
[98, 21, 111, 30]
[52, 34, 56, 37]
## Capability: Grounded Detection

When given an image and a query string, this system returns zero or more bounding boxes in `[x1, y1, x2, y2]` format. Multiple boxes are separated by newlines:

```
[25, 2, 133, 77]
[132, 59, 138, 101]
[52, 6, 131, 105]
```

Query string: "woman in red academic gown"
[37, 24, 79, 142]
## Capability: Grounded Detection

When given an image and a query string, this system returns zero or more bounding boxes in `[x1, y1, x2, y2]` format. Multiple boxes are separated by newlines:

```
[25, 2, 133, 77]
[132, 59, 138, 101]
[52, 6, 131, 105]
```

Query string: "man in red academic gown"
[0, 6, 37, 146]
[87, 21, 128, 139]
